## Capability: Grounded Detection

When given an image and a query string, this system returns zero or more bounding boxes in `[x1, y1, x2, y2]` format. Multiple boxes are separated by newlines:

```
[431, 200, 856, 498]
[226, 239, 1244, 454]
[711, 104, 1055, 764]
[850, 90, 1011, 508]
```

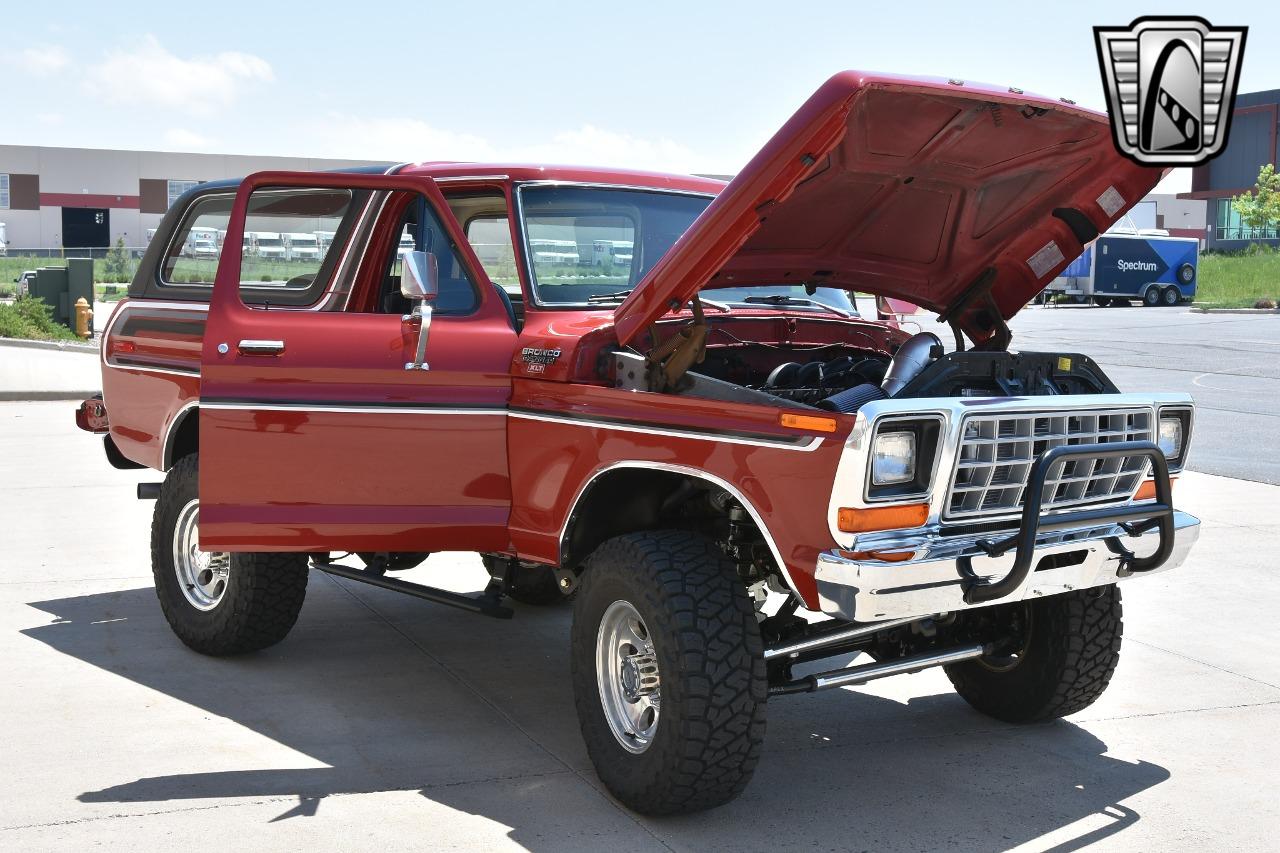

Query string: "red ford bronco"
[77, 72, 1199, 814]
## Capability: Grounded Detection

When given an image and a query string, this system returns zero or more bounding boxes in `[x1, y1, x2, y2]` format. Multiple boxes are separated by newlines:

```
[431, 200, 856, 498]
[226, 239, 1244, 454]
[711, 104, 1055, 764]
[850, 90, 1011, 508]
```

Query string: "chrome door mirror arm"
[404, 302, 434, 371]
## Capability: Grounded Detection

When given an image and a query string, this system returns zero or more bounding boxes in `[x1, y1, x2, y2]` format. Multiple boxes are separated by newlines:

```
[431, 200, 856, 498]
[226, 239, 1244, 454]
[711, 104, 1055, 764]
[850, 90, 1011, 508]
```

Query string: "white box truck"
[283, 232, 321, 262]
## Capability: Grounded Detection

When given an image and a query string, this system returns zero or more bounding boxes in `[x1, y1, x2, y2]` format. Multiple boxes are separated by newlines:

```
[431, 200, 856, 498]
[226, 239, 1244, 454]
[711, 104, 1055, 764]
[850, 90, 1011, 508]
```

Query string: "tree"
[1231, 163, 1280, 241]
[101, 237, 132, 282]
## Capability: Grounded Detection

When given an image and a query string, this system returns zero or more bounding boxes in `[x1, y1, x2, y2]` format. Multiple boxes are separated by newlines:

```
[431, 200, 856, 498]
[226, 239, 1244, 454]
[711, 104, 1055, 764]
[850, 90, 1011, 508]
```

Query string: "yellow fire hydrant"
[74, 297, 93, 340]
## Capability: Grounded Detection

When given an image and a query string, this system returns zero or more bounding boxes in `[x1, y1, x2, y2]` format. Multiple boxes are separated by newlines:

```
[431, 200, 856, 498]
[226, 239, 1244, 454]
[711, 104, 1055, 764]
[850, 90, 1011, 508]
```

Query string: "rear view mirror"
[401, 250, 439, 302]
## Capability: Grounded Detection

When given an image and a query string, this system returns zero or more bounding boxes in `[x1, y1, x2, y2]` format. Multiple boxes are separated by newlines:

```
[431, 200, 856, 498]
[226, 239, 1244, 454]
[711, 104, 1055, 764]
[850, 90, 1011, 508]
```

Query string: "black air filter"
[816, 383, 888, 414]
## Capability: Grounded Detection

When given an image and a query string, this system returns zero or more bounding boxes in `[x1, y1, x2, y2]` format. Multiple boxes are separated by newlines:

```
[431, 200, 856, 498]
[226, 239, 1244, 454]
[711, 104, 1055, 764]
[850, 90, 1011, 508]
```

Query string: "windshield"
[517, 185, 859, 315]
[519, 185, 711, 305]
[702, 285, 858, 314]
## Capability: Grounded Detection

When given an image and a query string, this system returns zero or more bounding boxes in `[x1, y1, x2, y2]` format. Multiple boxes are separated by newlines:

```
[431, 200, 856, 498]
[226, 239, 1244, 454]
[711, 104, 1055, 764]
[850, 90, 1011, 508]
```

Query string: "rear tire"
[945, 586, 1122, 722]
[570, 530, 767, 814]
[1162, 286, 1181, 306]
[1143, 285, 1162, 307]
[151, 454, 308, 656]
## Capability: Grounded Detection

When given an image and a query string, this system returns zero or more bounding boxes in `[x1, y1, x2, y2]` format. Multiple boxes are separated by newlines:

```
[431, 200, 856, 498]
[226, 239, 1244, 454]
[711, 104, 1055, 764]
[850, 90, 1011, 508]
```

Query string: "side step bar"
[769, 643, 987, 695]
[313, 560, 513, 619]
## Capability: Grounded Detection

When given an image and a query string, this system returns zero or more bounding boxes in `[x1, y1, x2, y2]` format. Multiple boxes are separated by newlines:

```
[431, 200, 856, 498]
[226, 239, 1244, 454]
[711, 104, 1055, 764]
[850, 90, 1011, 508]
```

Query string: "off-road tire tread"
[945, 586, 1122, 722]
[571, 530, 766, 815]
[151, 453, 308, 656]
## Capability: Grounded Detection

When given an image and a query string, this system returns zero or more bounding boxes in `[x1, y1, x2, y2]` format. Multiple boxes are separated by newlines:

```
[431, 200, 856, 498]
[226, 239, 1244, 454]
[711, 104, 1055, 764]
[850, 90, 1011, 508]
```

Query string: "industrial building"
[1180, 88, 1280, 250]
[0, 145, 389, 252]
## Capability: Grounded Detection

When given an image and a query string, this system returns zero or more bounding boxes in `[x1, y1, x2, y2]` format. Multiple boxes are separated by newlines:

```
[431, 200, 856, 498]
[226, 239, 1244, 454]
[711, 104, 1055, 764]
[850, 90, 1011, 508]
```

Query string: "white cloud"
[36, 112, 64, 125]
[85, 35, 273, 115]
[301, 114, 498, 162]
[8, 45, 70, 76]
[301, 115, 703, 174]
[163, 128, 214, 150]
[513, 125, 701, 173]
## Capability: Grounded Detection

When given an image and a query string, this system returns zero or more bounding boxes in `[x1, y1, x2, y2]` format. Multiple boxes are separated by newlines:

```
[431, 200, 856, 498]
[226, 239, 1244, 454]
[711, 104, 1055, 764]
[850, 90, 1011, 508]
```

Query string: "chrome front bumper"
[815, 510, 1200, 622]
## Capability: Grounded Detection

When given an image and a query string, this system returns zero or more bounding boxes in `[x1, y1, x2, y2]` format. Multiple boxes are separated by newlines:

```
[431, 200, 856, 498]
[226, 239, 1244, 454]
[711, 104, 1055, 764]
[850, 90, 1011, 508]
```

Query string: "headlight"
[1155, 406, 1192, 470]
[872, 430, 917, 486]
[1157, 416, 1183, 459]
[865, 417, 942, 501]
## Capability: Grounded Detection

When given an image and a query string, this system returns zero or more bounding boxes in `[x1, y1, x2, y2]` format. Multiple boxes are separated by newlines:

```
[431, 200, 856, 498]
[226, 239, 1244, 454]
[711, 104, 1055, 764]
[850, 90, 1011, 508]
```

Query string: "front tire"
[570, 530, 767, 815]
[151, 454, 308, 656]
[945, 586, 1122, 723]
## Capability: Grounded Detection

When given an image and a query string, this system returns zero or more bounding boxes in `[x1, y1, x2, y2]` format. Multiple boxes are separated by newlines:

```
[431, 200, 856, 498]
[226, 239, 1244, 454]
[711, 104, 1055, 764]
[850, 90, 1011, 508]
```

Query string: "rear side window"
[160, 188, 355, 306]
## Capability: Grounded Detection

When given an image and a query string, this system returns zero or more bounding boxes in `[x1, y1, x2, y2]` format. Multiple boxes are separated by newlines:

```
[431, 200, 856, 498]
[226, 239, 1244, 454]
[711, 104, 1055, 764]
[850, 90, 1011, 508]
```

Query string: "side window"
[161, 188, 355, 307]
[464, 216, 519, 286]
[367, 195, 479, 316]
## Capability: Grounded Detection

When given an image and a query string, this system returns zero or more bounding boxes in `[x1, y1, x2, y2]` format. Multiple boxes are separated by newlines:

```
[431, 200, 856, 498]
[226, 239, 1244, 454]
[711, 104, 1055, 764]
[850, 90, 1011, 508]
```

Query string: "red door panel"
[198, 171, 517, 553]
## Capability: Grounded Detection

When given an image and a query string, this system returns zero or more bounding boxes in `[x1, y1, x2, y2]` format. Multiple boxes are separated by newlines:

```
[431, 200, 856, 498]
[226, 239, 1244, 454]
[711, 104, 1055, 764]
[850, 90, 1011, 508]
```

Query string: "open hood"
[614, 72, 1164, 347]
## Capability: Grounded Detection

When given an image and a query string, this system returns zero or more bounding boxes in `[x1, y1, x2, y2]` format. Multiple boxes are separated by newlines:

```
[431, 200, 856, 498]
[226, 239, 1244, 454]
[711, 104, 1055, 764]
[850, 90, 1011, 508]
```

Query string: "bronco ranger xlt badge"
[78, 71, 1200, 816]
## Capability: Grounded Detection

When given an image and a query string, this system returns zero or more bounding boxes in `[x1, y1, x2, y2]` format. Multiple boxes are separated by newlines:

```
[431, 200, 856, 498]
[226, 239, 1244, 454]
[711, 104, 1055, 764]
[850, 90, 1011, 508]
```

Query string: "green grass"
[0, 254, 138, 285]
[0, 296, 81, 341]
[1195, 249, 1280, 308]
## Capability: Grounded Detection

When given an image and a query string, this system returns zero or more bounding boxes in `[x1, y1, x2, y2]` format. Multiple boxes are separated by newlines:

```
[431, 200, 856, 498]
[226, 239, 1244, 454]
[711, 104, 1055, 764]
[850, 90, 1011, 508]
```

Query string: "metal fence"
[0, 246, 149, 260]
[1, 247, 146, 286]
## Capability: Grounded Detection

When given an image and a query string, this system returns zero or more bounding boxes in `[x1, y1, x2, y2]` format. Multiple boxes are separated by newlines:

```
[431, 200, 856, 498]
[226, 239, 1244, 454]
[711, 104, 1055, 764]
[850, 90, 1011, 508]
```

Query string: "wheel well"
[165, 406, 199, 470]
[560, 466, 780, 584]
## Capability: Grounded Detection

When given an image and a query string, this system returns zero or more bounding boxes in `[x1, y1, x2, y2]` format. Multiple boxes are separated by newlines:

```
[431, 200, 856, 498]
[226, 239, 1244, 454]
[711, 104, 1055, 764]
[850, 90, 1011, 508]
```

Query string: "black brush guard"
[961, 441, 1174, 605]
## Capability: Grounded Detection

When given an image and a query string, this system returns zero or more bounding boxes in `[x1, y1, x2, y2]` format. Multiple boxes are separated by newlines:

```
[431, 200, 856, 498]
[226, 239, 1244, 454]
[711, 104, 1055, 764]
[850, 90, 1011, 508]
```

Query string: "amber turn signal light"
[779, 412, 837, 433]
[837, 503, 929, 533]
[1134, 477, 1177, 501]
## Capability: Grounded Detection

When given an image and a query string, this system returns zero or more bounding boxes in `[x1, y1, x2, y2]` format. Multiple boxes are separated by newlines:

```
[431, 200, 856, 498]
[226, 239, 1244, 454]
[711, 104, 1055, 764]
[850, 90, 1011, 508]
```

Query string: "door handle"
[237, 339, 286, 355]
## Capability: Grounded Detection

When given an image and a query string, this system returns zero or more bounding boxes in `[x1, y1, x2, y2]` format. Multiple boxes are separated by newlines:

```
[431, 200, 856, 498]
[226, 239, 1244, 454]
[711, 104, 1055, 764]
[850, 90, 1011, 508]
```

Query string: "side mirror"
[401, 250, 439, 303]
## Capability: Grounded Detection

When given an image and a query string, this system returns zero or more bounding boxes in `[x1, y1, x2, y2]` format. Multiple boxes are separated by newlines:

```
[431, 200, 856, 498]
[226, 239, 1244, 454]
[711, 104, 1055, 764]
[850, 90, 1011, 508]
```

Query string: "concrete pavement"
[0, 300, 112, 400]
[2, 400, 1278, 850]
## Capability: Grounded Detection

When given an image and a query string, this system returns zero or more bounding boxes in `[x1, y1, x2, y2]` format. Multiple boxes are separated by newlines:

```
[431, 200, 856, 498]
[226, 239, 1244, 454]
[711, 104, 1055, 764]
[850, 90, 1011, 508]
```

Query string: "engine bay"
[656, 336, 1119, 413]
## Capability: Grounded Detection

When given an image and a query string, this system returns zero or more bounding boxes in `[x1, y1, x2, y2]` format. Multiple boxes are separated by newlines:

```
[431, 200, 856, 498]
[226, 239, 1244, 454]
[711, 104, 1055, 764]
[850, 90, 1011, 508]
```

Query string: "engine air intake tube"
[816, 383, 888, 413]
[881, 332, 943, 397]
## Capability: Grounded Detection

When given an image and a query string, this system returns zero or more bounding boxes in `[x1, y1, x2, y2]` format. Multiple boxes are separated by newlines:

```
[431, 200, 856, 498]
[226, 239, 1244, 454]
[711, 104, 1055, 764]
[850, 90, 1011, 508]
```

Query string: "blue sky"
[3, 1, 1277, 191]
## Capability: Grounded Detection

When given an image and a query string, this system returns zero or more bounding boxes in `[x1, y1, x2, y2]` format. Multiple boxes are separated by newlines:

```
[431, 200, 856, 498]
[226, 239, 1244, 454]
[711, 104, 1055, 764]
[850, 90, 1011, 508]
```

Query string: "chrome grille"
[945, 409, 1153, 520]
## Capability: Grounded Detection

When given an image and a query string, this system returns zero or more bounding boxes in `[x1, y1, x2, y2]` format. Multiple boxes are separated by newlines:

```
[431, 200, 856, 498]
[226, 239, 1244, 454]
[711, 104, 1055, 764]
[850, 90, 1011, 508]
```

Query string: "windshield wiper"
[585, 289, 634, 303]
[739, 294, 853, 318]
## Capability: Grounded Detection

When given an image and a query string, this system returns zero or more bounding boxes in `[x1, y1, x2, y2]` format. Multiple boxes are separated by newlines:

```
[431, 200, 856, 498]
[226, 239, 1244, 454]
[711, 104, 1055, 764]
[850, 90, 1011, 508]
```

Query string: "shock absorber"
[725, 502, 766, 581]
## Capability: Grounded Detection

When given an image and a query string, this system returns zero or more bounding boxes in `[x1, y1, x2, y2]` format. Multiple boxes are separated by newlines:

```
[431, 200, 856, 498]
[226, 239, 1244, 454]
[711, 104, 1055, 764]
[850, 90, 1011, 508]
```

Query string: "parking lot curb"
[0, 336, 99, 353]
[1192, 307, 1280, 315]
[0, 390, 98, 402]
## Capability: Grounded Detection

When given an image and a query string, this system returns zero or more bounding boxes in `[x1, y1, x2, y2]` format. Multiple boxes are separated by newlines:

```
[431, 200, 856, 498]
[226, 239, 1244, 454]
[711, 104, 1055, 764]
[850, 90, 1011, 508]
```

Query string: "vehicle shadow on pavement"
[23, 582, 1170, 851]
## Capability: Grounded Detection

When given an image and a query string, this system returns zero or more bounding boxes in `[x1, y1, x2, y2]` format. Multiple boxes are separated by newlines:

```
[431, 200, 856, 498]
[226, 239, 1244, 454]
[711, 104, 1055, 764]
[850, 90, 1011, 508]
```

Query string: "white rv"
[283, 233, 321, 262]
[0, 222, 7, 256]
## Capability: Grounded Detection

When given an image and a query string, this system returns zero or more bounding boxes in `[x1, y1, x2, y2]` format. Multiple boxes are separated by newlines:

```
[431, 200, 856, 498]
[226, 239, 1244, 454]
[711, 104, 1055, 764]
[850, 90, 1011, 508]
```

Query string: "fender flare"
[558, 460, 805, 602]
[161, 401, 200, 471]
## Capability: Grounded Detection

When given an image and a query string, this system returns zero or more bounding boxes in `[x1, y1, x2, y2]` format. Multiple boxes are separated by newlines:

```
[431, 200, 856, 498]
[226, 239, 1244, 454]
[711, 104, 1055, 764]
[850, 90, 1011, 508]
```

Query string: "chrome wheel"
[596, 600, 661, 754]
[172, 499, 230, 611]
